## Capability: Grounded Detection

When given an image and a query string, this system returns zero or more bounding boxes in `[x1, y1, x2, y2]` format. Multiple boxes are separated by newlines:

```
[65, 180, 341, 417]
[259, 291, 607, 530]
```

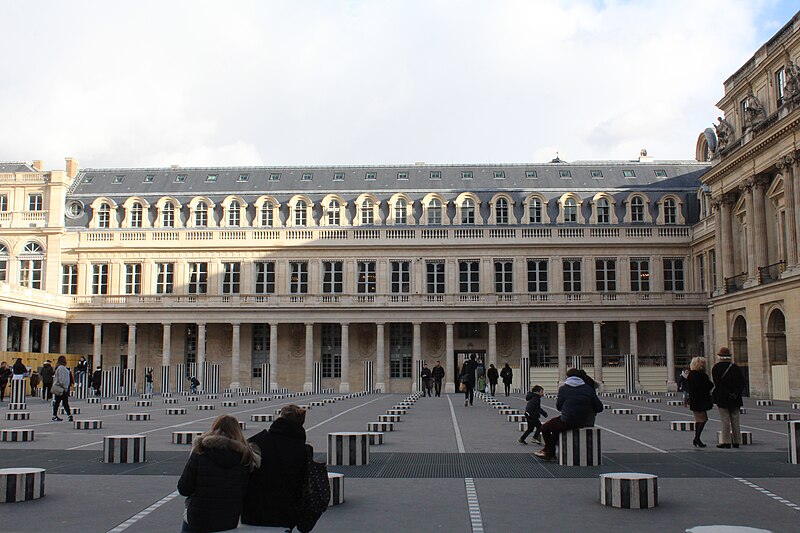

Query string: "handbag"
[459, 382, 466, 393]
[296, 447, 330, 533]
[52, 383, 66, 396]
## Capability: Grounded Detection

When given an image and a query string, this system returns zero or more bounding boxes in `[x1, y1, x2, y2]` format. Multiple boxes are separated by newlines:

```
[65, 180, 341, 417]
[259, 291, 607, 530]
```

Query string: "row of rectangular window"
[0, 194, 43, 212]
[61, 257, 684, 296]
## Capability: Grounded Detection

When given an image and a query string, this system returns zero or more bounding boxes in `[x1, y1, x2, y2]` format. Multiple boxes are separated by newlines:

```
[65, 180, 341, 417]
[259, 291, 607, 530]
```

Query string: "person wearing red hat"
[711, 347, 746, 448]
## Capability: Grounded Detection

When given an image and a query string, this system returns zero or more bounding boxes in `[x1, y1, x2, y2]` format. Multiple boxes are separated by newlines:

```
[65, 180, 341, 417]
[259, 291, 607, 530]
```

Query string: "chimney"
[65, 157, 79, 179]
[31, 160, 43, 171]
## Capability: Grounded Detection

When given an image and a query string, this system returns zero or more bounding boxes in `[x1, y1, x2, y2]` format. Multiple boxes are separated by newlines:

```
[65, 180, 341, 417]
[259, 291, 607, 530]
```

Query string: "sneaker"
[464, 400, 468, 406]
[52, 416, 63, 422]
[68, 415, 74, 422]
[518, 438, 527, 445]
[532, 437, 543, 445]
[534, 450, 554, 460]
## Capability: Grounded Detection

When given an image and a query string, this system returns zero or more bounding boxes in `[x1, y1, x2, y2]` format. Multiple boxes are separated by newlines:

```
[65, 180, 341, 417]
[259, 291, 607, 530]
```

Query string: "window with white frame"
[254, 262, 275, 294]
[427, 199, 442, 225]
[595, 258, 616, 292]
[562, 259, 582, 292]
[426, 261, 445, 294]
[327, 200, 340, 225]
[495, 198, 509, 225]
[61, 264, 77, 295]
[394, 199, 407, 224]
[630, 196, 645, 222]
[361, 199, 374, 225]
[228, 200, 241, 227]
[596, 198, 610, 224]
[389, 323, 412, 378]
[188, 262, 208, 294]
[527, 259, 548, 292]
[162, 203, 176, 227]
[322, 261, 343, 293]
[563, 198, 577, 223]
[459, 260, 480, 293]
[663, 198, 677, 225]
[461, 199, 475, 224]
[0, 194, 8, 211]
[0, 245, 8, 282]
[156, 262, 174, 294]
[19, 242, 43, 289]
[663, 258, 684, 292]
[294, 200, 307, 226]
[697, 254, 706, 293]
[222, 262, 241, 294]
[28, 193, 43, 211]
[91, 263, 108, 295]
[776, 67, 786, 106]
[260, 202, 274, 227]
[357, 261, 376, 293]
[391, 260, 411, 293]
[529, 198, 542, 224]
[130, 202, 143, 228]
[630, 258, 650, 291]
[321, 323, 341, 378]
[125, 263, 142, 294]
[494, 260, 513, 293]
[195, 202, 208, 227]
[289, 262, 308, 294]
[97, 203, 110, 228]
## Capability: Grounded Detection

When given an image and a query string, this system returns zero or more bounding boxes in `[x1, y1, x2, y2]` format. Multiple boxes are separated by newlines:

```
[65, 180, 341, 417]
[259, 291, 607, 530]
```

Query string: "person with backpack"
[51, 356, 73, 422]
[40, 360, 54, 400]
[486, 364, 499, 396]
[500, 363, 513, 396]
[712, 347, 746, 448]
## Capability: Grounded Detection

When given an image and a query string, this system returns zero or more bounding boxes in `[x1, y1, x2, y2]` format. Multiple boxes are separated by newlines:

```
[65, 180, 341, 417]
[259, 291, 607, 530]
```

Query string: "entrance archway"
[766, 309, 788, 400]
[730, 315, 749, 396]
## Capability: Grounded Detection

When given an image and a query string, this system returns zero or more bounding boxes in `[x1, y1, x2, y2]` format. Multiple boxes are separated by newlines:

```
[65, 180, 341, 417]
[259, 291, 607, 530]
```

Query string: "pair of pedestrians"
[420, 361, 445, 397]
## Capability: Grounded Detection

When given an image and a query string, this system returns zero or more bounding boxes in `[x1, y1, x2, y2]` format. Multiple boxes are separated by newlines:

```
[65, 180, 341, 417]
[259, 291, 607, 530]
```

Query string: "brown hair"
[279, 404, 307, 427]
[204, 414, 258, 467]
[56, 355, 67, 367]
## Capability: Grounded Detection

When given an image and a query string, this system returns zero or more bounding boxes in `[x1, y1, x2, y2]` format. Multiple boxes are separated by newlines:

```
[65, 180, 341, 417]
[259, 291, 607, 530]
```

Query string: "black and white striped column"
[74, 420, 102, 430]
[328, 473, 345, 506]
[10, 379, 25, 404]
[172, 431, 204, 445]
[363, 360, 374, 393]
[558, 427, 602, 466]
[123, 368, 136, 397]
[0, 467, 46, 502]
[600, 473, 658, 508]
[261, 363, 270, 394]
[789, 421, 800, 465]
[1, 429, 34, 442]
[175, 363, 186, 394]
[74, 372, 89, 400]
[624, 354, 637, 393]
[313, 362, 322, 394]
[327, 432, 370, 465]
[103, 435, 146, 463]
[160, 365, 171, 395]
[520, 356, 530, 394]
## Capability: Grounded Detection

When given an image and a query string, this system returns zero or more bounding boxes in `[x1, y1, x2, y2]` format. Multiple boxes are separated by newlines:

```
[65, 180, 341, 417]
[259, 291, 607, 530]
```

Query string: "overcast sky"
[1, 0, 797, 170]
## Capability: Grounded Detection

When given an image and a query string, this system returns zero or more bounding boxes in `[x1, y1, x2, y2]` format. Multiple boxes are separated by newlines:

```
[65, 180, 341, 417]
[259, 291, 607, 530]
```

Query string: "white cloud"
[0, 0, 787, 169]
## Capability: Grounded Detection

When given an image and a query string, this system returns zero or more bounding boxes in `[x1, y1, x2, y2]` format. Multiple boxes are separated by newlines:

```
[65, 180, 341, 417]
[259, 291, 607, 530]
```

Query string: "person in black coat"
[687, 356, 714, 448]
[242, 404, 308, 529]
[500, 363, 513, 396]
[535, 368, 603, 460]
[91, 366, 103, 396]
[178, 414, 260, 533]
[420, 363, 433, 397]
[486, 364, 499, 396]
[519, 385, 548, 444]
[459, 355, 478, 406]
[431, 361, 445, 397]
[0, 362, 10, 402]
[40, 360, 54, 400]
[711, 347, 746, 448]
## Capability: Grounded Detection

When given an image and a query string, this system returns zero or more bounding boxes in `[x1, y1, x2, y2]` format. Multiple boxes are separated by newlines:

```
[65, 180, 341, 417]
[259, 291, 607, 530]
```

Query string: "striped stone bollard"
[664, 392, 677, 397]
[164, 398, 179, 404]
[61, 407, 81, 415]
[498, 408, 519, 415]
[717, 431, 752, 445]
[740, 407, 747, 415]
[197, 405, 215, 411]
[508, 414, 526, 422]
[600, 473, 658, 509]
[10, 379, 26, 404]
[221, 401, 238, 407]
[238, 421, 246, 430]
[207, 394, 219, 400]
[378, 415, 400, 423]
[493, 404, 510, 410]
[1, 429, 34, 442]
[141, 393, 152, 400]
[367, 422, 394, 432]
[328, 432, 370, 465]
[323, 398, 336, 404]
[628, 396, 643, 401]
[299, 404, 311, 410]
[364, 432, 384, 445]
[102, 403, 121, 411]
[637, 414, 661, 422]
[135, 400, 152, 407]
[172, 431, 204, 445]
[242, 398, 256, 404]
[5, 412, 30, 421]
[86, 397, 101, 404]
[612, 409, 632, 415]
[603, 404, 611, 410]
[646, 398, 661, 403]
[116, 395, 129, 402]
[222, 392, 233, 398]
[558, 427, 602, 466]
[328, 473, 345, 506]
[756, 399, 773, 406]
[670, 421, 696, 431]
[386, 409, 406, 416]
[251, 414, 274, 422]
[788, 421, 800, 464]
[166, 408, 187, 415]
[162, 392, 173, 398]
[518, 422, 528, 432]
[310, 401, 324, 407]
[126, 413, 151, 421]
[186, 396, 200, 402]
[0, 468, 46, 502]
[767, 413, 792, 421]
[7, 403, 27, 411]
[74, 420, 102, 430]
[258, 397, 271, 402]
[103, 435, 146, 463]
[666, 400, 683, 406]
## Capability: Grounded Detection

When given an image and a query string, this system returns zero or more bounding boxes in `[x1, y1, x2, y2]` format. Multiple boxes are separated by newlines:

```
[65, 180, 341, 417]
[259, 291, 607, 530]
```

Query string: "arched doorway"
[766, 309, 788, 400]
[731, 315, 749, 396]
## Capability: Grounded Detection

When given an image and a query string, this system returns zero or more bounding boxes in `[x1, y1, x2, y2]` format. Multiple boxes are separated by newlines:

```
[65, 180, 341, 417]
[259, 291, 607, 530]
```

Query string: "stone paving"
[0, 389, 798, 533]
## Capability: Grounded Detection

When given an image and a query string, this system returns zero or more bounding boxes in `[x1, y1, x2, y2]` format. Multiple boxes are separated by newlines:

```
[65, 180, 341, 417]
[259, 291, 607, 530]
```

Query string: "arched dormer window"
[228, 200, 241, 227]
[495, 197, 509, 225]
[394, 199, 407, 224]
[361, 198, 374, 225]
[355, 194, 380, 226]
[195, 201, 209, 227]
[90, 198, 118, 229]
[130, 202, 143, 228]
[428, 199, 442, 225]
[187, 197, 215, 228]
[525, 196, 545, 224]
[261, 201, 274, 227]
[220, 196, 248, 228]
[596, 198, 609, 224]
[388, 194, 414, 225]
[155, 197, 181, 229]
[461, 199, 475, 224]
[122, 198, 151, 228]
[294, 199, 308, 226]
[19, 241, 44, 289]
[253, 196, 280, 228]
[656, 195, 684, 225]
[98, 203, 111, 228]
[557, 193, 583, 224]
[663, 198, 676, 225]
[628, 195, 647, 223]
[564, 198, 577, 222]
[327, 200, 341, 226]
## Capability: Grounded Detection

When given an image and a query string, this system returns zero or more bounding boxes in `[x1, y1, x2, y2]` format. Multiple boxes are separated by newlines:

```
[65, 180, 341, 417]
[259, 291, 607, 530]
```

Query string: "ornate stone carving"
[714, 116, 734, 151]
[784, 60, 800, 102]
[290, 323, 305, 358]
[743, 94, 766, 130]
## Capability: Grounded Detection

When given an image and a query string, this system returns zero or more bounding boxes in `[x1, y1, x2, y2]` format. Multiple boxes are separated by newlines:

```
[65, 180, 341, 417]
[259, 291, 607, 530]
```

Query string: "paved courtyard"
[0, 389, 798, 533]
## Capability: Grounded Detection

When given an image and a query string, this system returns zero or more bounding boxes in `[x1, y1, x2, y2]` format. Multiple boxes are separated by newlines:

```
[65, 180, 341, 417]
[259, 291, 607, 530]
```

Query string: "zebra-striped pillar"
[101, 370, 112, 398]
[202, 363, 220, 395]
[74, 372, 89, 400]
[624, 354, 637, 393]
[160, 365, 170, 395]
[327, 432, 370, 465]
[0, 467, 46, 502]
[175, 364, 186, 394]
[600, 473, 658, 508]
[10, 379, 26, 404]
[558, 427, 602, 466]
[363, 361, 374, 393]
[520, 356, 530, 394]
[328, 473, 345, 506]
[313, 362, 322, 394]
[415, 359, 423, 393]
[789, 421, 800, 464]
[103, 435, 146, 463]
[261, 363, 270, 394]
[569, 355, 582, 370]
[112, 366, 122, 396]
[123, 368, 136, 397]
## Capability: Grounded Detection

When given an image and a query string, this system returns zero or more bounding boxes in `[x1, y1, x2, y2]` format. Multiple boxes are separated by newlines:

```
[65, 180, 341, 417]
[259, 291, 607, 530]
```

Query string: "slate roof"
[0, 162, 35, 173]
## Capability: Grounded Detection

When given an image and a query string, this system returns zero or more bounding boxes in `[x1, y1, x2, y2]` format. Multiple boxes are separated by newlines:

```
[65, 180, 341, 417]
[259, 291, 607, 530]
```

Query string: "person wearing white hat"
[712, 347, 746, 448]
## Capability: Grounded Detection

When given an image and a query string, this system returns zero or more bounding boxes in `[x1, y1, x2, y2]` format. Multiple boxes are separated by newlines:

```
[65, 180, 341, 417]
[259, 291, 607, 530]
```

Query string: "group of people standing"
[419, 361, 446, 397]
[456, 355, 516, 406]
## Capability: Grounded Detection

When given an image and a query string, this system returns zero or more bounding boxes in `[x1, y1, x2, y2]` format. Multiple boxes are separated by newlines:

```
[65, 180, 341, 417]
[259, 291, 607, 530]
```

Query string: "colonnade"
[0, 314, 68, 355]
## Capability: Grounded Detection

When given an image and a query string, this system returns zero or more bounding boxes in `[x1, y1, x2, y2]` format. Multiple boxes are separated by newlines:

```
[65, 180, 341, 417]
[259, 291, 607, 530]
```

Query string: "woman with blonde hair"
[178, 414, 261, 533]
[687, 356, 714, 448]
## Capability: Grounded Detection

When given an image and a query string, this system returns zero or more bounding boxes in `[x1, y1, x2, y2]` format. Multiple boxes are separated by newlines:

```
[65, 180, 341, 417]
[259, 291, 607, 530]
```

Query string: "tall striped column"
[202, 363, 220, 394]
[123, 368, 136, 397]
[363, 360, 374, 392]
[261, 363, 270, 394]
[624, 354, 637, 394]
[520, 356, 530, 394]
[175, 363, 186, 394]
[569, 355, 582, 370]
[789, 420, 800, 464]
[74, 372, 88, 400]
[415, 359, 423, 393]
[313, 362, 322, 394]
[160, 365, 171, 395]
[11, 379, 26, 404]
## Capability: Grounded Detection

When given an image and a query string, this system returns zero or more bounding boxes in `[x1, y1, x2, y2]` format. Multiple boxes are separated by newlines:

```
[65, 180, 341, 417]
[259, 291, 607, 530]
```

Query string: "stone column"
[376, 323, 386, 393]
[0, 314, 8, 352]
[20, 318, 30, 352]
[557, 321, 567, 384]
[197, 323, 206, 389]
[629, 320, 639, 387]
[665, 320, 676, 390]
[712, 199, 724, 292]
[412, 322, 421, 393]
[59, 323, 67, 354]
[230, 323, 241, 389]
[93, 323, 102, 367]
[792, 155, 800, 266]
[41, 321, 50, 354]
[445, 322, 455, 393]
[127, 323, 137, 369]
[779, 155, 798, 268]
[721, 195, 736, 285]
[520, 321, 529, 383]
[269, 323, 279, 392]
[593, 321, 603, 384]
[162, 323, 172, 368]
[704, 319, 712, 363]
[340, 322, 350, 393]
[487, 322, 497, 368]
[742, 181, 757, 286]
[752, 176, 769, 279]
[303, 323, 313, 392]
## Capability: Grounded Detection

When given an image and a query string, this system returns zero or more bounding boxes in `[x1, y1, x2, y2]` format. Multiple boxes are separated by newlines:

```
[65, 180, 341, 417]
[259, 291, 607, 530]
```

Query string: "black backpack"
[296, 446, 331, 533]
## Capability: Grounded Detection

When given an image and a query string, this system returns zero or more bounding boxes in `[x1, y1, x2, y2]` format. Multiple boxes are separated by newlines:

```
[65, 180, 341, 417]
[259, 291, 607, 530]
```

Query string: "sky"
[1, 0, 798, 170]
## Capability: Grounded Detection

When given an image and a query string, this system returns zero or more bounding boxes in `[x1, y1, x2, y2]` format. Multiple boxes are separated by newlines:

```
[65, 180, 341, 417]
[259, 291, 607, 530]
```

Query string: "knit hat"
[717, 347, 732, 358]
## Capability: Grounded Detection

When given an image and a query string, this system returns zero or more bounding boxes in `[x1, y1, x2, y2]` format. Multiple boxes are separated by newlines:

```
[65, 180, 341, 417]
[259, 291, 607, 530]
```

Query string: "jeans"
[541, 417, 580, 456]
[520, 415, 542, 441]
[504, 383, 511, 396]
[52, 392, 71, 417]
[463, 384, 474, 405]
[718, 406, 741, 444]
[434, 380, 442, 396]
[489, 383, 496, 396]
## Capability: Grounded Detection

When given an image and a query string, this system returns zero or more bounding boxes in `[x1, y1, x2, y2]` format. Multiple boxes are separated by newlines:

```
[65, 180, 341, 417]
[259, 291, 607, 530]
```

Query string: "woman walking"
[686, 356, 713, 448]
[51, 356, 73, 422]
[178, 414, 260, 532]
[712, 347, 745, 448]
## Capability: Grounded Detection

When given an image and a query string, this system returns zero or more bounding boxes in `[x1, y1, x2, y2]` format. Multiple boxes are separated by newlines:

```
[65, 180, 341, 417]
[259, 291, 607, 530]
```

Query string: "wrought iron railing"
[724, 272, 748, 294]
[758, 260, 785, 285]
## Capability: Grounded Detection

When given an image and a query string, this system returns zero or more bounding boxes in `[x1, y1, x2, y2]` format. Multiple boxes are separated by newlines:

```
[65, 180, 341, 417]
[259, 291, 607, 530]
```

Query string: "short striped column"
[126, 413, 151, 421]
[141, 393, 152, 400]
[518, 422, 528, 432]
[61, 407, 80, 415]
[666, 400, 683, 406]
[251, 414, 274, 422]
[508, 414, 526, 422]
[670, 421, 696, 431]
[172, 431, 204, 445]
[717, 431, 752, 445]
[646, 398, 661, 403]
[7, 403, 27, 411]
[310, 401, 324, 407]
[10, 379, 26, 404]
[365, 432, 384, 445]
[164, 398, 179, 404]
[1, 429, 34, 442]
[0, 468, 45, 502]
[207, 394, 219, 400]
[327, 432, 370, 466]
[600, 473, 658, 508]
[367, 422, 394, 432]
[328, 473, 345, 506]
[628, 396, 643, 401]
[135, 400, 152, 407]
[767, 413, 792, 421]
[242, 398, 256, 404]
[637, 414, 661, 422]
[756, 400, 773, 406]
[74, 420, 102, 430]
[612, 409, 632, 415]
[238, 422, 247, 430]
[166, 408, 187, 415]
[378, 415, 400, 423]
[186, 396, 200, 402]
[789, 421, 800, 464]
[116, 395, 129, 402]
[558, 427, 602, 466]
[222, 401, 238, 407]
[197, 404, 215, 411]
[86, 397, 101, 404]
[103, 435, 146, 463]
[740, 407, 747, 414]
[498, 408, 519, 415]
[5, 412, 29, 421]
[102, 403, 121, 410]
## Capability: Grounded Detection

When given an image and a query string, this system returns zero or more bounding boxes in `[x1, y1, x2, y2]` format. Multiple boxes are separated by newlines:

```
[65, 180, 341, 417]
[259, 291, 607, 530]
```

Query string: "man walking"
[459, 354, 478, 406]
[420, 363, 433, 397]
[432, 361, 445, 397]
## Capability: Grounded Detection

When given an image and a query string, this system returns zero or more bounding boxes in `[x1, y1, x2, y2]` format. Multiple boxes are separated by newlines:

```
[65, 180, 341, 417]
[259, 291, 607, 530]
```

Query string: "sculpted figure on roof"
[784, 60, 800, 103]
[714, 116, 734, 152]
[743, 93, 766, 129]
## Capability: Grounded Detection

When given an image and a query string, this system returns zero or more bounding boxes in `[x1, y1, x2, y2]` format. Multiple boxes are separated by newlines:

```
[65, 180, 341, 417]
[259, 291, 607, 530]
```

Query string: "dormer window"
[462, 171, 473, 179]
[97, 203, 110, 228]
[394, 199, 407, 224]
[130, 202, 143, 228]
[495, 198, 509, 224]
[301, 173, 313, 181]
[206, 174, 218, 182]
[461, 199, 475, 224]
[663, 198, 677, 225]
[237, 174, 249, 182]
[365, 172, 376, 181]
[327, 200, 341, 225]
[228, 200, 241, 227]
[559, 170, 572, 178]
[175, 174, 187, 183]
[162, 203, 176, 228]
[590, 170, 603, 178]
[631, 196, 645, 222]
[269, 173, 281, 181]
[623, 170, 636, 178]
[525, 170, 537, 179]
[333, 172, 345, 181]
[361, 199, 374, 225]
[195, 201, 208, 227]
[397, 172, 408, 180]
[494, 171, 505, 179]
[428, 199, 442, 225]
[261, 201, 274, 227]
[112, 175, 125, 184]
[144, 175, 155, 183]
[294, 200, 307, 226]
[596, 198, 610, 224]
[654, 169, 667, 178]
[430, 171, 441, 180]
[563, 198, 577, 222]
[83, 176, 94, 183]
[529, 198, 542, 223]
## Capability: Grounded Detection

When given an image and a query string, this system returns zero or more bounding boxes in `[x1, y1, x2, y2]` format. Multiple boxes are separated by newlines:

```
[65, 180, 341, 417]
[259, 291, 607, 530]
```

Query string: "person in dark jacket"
[519, 385, 548, 444]
[711, 347, 746, 448]
[91, 366, 102, 396]
[432, 361, 445, 397]
[500, 363, 513, 396]
[40, 360, 54, 400]
[29, 370, 40, 397]
[677, 368, 690, 406]
[12, 357, 26, 378]
[0, 362, 10, 402]
[535, 368, 603, 460]
[687, 356, 714, 448]
[420, 363, 433, 397]
[178, 414, 260, 533]
[486, 364, 499, 396]
[459, 355, 478, 406]
[242, 404, 308, 529]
